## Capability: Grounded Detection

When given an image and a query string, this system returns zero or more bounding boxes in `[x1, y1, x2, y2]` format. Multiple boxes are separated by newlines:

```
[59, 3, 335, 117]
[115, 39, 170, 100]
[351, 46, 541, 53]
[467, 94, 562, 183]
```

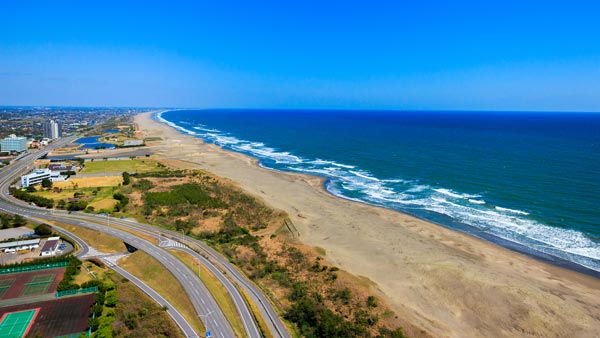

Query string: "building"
[123, 139, 144, 147]
[48, 163, 76, 173]
[0, 239, 40, 253]
[0, 134, 27, 153]
[40, 237, 60, 256]
[21, 169, 51, 187]
[27, 140, 41, 150]
[43, 119, 61, 139]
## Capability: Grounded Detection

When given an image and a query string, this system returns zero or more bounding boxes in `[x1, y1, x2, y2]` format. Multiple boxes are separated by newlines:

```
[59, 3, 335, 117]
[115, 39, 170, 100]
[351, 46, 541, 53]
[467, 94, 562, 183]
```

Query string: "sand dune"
[136, 111, 600, 338]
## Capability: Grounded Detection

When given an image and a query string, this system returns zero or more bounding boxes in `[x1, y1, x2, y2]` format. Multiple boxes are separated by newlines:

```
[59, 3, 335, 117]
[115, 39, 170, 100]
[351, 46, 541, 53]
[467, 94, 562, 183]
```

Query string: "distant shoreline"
[137, 111, 600, 338]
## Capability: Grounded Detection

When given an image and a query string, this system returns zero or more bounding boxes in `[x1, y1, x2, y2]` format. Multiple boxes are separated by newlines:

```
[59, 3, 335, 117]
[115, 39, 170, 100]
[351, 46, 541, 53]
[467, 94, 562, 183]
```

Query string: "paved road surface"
[48, 223, 199, 338]
[102, 256, 199, 338]
[0, 142, 237, 338]
[105, 216, 291, 338]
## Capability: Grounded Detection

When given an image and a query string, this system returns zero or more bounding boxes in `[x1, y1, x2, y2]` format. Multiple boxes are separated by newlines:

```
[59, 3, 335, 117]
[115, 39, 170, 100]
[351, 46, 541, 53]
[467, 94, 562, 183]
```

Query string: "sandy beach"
[136, 111, 600, 338]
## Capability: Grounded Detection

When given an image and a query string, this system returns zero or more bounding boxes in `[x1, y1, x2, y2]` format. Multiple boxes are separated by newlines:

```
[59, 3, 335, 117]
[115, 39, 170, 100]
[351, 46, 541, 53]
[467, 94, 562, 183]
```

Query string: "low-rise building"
[21, 169, 51, 187]
[40, 237, 60, 256]
[0, 239, 41, 253]
[123, 139, 144, 147]
[0, 134, 27, 153]
[48, 163, 76, 172]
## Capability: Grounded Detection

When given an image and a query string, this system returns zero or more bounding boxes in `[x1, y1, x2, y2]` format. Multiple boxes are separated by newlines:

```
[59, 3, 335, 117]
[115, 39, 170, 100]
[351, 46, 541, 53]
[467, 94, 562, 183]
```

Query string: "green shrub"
[122, 172, 131, 185]
[10, 188, 54, 208]
[105, 290, 118, 307]
[34, 223, 53, 236]
[67, 200, 88, 211]
[88, 317, 100, 332]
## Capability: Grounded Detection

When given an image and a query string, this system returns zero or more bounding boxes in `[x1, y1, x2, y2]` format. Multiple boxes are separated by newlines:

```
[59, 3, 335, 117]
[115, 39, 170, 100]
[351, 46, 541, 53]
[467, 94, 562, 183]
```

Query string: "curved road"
[3, 139, 291, 338]
[0, 142, 239, 338]
[48, 223, 199, 338]
[90, 215, 292, 338]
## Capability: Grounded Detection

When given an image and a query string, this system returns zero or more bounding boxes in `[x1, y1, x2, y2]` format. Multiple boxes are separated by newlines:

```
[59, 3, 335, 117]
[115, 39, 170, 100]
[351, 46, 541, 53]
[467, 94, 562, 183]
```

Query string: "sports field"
[0, 295, 94, 337]
[0, 308, 39, 338]
[20, 274, 55, 297]
[0, 280, 15, 299]
[0, 268, 65, 301]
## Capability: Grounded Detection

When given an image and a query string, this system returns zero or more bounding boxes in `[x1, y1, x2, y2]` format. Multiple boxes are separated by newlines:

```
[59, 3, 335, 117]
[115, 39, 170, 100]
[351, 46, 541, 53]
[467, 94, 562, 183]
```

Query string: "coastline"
[136, 111, 600, 338]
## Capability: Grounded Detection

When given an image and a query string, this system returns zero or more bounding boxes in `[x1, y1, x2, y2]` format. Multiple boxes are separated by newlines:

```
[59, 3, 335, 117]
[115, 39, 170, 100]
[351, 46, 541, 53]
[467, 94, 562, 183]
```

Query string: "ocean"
[157, 109, 600, 274]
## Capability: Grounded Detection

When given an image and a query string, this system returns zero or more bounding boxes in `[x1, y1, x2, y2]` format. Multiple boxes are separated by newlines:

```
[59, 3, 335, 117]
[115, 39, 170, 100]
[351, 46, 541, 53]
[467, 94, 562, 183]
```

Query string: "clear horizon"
[1, 1, 600, 111]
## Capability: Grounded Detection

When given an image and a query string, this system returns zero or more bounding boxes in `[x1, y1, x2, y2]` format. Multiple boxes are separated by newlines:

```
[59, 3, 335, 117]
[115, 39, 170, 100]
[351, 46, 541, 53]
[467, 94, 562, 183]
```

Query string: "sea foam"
[156, 111, 600, 273]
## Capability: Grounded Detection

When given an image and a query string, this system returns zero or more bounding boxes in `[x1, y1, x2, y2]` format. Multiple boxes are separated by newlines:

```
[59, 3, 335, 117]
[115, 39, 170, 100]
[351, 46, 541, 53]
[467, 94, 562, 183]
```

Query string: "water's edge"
[153, 111, 600, 279]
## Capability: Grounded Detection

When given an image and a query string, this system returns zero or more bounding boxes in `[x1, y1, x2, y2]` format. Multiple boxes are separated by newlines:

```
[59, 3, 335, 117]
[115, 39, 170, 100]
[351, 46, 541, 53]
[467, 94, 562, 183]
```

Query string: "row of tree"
[10, 188, 54, 208]
[0, 213, 27, 229]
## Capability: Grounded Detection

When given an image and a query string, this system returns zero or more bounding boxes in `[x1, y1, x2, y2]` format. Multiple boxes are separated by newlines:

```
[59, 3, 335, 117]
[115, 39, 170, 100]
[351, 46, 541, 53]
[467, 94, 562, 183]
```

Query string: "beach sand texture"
[136, 112, 600, 338]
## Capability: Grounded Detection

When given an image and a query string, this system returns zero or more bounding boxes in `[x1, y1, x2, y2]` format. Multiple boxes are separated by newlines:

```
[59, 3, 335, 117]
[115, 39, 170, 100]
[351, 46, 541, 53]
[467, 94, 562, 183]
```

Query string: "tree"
[41, 178, 52, 189]
[12, 214, 26, 227]
[57, 200, 66, 209]
[0, 214, 11, 229]
[88, 317, 100, 332]
[34, 223, 53, 236]
[67, 200, 88, 211]
[122, 172, 131, 185]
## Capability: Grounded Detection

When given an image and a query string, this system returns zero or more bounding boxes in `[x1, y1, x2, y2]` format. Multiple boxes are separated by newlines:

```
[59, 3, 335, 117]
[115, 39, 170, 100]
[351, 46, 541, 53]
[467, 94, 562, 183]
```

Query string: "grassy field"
[34, 185, 119, 211]
[171, 250, 246, 338]
[74, 260, 105, 285]
[54, 176, 123, 188]
[119, 251, 205, 335]
[81, 159, 162, 175]
[110, 270, 185, 338]
[60, 225, 126, 253]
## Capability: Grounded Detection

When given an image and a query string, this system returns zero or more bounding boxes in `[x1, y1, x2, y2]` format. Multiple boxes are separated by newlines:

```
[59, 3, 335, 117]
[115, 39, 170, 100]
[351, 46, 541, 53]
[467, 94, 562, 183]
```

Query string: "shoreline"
[137, 111, 600, 338]
[156, 110, 600, 279]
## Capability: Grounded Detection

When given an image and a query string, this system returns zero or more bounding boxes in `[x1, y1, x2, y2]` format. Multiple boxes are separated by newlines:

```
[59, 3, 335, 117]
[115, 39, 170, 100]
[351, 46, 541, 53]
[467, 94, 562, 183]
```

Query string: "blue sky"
[1, 1, 599, 111]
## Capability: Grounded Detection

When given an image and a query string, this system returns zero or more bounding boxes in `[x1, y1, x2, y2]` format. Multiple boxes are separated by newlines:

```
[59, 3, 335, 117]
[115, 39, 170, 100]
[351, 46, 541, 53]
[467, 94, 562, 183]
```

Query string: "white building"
[40, 237, 60, 256]
[0, 134, 27, 153]
[21, 169, 52, 187]
[0, 239, 40, 253]
[43, 119, 61, 139]
[123, 139, 144, 147]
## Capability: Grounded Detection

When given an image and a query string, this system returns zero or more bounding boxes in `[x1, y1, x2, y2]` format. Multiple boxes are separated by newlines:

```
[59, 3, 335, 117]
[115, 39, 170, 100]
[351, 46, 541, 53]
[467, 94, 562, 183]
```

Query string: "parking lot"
[0, 239, 73, 265]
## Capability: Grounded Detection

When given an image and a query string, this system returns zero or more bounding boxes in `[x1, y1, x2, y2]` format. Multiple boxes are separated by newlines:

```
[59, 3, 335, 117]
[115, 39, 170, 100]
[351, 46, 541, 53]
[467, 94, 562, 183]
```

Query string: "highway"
[0, 202, 235, 337]
[47, 223, 199, 338]
[87, 215, 292, 338]
[103, 259, 199, 338]
[0, 138, 292, 338]
[0, 142, 239, 338]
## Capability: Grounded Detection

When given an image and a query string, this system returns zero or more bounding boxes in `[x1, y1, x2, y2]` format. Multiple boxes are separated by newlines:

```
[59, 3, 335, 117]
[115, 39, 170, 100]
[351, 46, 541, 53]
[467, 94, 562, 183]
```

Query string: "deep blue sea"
[158, 110, 600, 274]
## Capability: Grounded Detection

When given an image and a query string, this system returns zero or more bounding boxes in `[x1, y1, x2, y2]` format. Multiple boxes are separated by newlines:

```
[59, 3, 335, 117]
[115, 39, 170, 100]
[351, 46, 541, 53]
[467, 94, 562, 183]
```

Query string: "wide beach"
[136, 111, 600, 338]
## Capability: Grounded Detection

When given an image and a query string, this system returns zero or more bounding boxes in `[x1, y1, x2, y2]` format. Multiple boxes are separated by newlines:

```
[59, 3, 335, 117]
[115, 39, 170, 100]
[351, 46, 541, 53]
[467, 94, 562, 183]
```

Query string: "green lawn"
[81, 159, 163, 174]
